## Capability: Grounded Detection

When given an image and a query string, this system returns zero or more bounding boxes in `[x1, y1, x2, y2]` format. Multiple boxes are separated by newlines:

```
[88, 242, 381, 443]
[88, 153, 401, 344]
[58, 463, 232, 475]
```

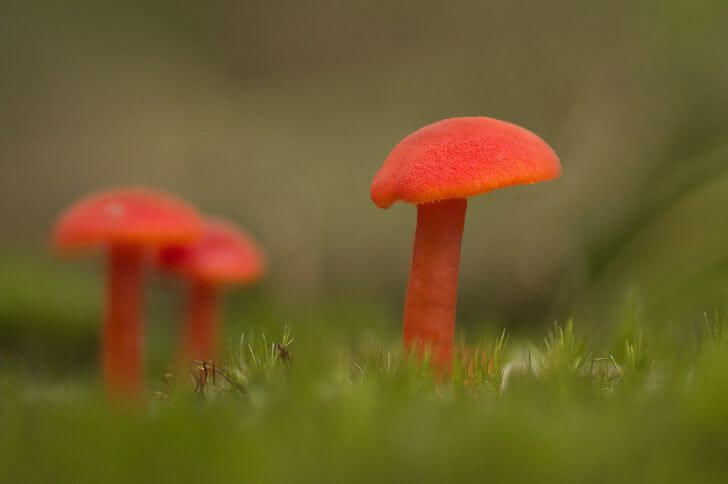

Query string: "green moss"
[2, 320, 728, 483]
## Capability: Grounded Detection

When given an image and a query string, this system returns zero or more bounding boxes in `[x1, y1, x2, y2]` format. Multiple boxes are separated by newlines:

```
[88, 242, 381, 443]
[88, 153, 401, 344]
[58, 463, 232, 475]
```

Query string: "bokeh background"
[2, 0, 728, 371]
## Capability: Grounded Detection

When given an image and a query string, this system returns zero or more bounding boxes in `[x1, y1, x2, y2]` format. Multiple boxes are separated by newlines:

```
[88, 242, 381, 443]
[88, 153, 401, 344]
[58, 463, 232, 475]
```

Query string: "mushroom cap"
[157, 218, 266, 286]
[371, 117, 561, 208]
[53, 187, 203, 250]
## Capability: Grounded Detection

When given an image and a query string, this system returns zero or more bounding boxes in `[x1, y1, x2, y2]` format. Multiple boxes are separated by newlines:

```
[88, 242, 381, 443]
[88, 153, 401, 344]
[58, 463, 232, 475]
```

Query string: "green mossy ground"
[3, 301, 728, 483]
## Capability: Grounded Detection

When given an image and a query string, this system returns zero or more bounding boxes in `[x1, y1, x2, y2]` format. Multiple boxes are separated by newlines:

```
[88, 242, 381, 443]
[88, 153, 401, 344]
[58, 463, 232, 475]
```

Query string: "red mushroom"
[53, 187, 202, 399]
[158, 218, 266, 363]
[371, 117, 561, 372]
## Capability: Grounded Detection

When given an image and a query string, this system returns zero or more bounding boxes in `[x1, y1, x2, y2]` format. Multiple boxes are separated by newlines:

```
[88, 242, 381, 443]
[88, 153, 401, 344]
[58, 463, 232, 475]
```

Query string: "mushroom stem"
[104, 244, 144, 399]
[182, 282, 219, 362]
[403, 198, 467, 372]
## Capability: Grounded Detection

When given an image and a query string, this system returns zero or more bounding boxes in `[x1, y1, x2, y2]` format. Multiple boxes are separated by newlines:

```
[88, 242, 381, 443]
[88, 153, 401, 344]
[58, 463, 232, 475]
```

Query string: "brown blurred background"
[2, 0, 728, 334]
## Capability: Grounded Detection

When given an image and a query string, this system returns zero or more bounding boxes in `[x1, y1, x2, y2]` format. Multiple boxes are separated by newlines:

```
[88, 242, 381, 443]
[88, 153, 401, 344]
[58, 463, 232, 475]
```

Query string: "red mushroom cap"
[157, 218, 266, 286]
[371, 117, 561, 208]
[53, 187, 203, 250]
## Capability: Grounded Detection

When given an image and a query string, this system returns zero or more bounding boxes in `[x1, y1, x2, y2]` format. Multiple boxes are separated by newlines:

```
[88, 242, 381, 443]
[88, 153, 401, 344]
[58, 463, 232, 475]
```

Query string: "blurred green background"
[2, 0, 728, 363]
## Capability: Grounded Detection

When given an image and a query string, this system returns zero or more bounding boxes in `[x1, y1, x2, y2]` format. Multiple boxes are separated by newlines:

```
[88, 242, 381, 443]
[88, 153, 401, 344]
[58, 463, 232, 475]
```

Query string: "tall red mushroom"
[53, 187, 202, 399]
[371, 117, 561, 372]
[158, 218, 265, 362]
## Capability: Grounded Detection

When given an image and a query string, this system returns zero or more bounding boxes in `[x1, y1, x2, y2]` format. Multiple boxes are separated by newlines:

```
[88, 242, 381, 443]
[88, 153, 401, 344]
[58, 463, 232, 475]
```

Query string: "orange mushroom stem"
[404, 199, 466, 369]
[183, 282, 219, 361]
[105, 244, 145, 397]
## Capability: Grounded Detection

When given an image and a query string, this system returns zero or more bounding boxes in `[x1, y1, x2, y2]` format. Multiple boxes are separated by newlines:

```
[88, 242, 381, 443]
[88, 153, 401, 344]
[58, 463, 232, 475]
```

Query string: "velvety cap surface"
[371, 117, 561, 208]
[53, 187, 203, 250]
[158, 219, 266, 285]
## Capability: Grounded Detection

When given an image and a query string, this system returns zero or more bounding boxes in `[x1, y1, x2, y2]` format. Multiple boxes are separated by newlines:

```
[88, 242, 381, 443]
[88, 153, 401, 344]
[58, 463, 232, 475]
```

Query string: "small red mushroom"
[53, 187, 203, 399]
[157, 218, 266, 363]
[371, 117, 561, 372]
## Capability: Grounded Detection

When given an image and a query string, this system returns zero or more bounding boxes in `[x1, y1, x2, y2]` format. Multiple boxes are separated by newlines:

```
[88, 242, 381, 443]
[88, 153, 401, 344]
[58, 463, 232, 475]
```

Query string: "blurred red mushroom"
[158, 218, 266, 362]
[371, 117, 561, 372]
[53, 187, 202, 399]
